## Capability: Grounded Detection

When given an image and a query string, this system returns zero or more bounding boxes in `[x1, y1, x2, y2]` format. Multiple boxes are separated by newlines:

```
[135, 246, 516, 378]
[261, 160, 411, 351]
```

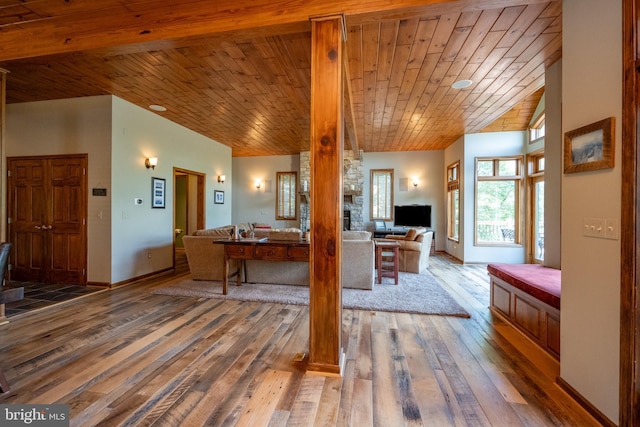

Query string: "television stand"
[390, 226, 410, 234]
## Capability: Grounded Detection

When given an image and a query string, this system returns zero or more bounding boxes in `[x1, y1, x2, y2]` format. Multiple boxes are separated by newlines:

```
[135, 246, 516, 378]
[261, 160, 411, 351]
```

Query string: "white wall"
[232, 151, 445, 248]
[6, 95, 113, 284]
[462, 131, 527, 263]
[360, 151, 444, 248]
[231, 155, 301, 229]
[561, 0, 621, 422]
[111, 96, 232, 283]
[545, 60, 562, 269]
[443, 136, 464, 260]
[6, 95, 233, 285]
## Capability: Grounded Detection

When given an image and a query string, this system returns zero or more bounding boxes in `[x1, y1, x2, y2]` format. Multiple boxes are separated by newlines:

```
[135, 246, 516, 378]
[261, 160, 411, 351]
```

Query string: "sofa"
[383, 228, 433, 273]
[342, 230, 375, 290]
[182, 225, 375, 290]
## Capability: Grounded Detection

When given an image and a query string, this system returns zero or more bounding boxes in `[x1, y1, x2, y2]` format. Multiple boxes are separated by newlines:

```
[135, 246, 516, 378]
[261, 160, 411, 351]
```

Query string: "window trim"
[529, 112, 546, 143]
[474, 156, 524, 246]
[276, 171, 297, 220]
[370, 169, 394, 221]
[447, 161, 460, 242]
[527, 150, 545, 263]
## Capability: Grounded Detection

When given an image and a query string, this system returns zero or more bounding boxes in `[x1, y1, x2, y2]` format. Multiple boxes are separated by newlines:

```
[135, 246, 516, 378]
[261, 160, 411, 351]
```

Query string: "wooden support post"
[0, 69, 7, 242]
[307, 15, 345, 376]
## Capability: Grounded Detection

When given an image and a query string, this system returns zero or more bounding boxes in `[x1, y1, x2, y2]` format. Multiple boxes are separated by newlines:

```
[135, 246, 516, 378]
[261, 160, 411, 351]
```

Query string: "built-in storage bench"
[487, 263, 561, 360]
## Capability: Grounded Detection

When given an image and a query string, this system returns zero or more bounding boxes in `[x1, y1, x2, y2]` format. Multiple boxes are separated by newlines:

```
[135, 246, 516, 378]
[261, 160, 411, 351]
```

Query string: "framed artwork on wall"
[564, 116, 615, 174]
[152, 177, 166, 208]
[214, 190, 224, 204]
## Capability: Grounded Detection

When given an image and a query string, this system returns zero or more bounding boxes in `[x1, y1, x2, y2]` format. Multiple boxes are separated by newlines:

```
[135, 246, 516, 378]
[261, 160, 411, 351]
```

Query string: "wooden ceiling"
[0, 0, 560, 157]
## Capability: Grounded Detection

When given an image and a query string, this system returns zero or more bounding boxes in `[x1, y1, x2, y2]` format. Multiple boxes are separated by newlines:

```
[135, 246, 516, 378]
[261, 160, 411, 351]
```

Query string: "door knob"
[34, 225, 42, 230]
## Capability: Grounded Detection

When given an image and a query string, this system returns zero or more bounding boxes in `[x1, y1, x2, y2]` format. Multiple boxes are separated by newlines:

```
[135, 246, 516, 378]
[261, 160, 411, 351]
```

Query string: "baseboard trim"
[556, 375, 616, 427]
[440, 252, 463, 264]
[110, 267, 175, 288]
[87, 281, 110, 287]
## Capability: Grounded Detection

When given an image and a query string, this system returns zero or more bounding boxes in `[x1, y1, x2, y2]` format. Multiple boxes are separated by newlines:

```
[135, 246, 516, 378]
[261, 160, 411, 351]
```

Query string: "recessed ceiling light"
[149, 104, 167, 112]
[451, 79, 473, 89]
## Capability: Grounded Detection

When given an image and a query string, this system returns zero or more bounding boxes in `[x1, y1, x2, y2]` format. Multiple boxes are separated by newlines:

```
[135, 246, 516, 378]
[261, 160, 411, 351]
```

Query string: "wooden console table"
[214, 238, 310, 294]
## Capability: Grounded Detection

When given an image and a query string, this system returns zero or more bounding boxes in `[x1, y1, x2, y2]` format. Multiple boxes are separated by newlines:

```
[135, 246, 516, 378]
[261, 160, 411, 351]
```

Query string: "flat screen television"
[394, 204, 431, 228]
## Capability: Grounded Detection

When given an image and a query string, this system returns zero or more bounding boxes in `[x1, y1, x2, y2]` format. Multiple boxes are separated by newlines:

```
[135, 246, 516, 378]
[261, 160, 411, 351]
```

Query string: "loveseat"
[182, 225, 375, 290]
[383, 228, 433, 273]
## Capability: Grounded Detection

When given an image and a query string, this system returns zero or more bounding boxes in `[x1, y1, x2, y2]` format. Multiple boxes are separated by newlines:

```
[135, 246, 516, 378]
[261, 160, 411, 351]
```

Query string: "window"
[276, 171, 297, 220]
[529, 113, 545, 142]
[447, 162, 460, 241]
[475, 157, 524, 245]
[370, 169, 394, 221]
[528, 152, 545, 263]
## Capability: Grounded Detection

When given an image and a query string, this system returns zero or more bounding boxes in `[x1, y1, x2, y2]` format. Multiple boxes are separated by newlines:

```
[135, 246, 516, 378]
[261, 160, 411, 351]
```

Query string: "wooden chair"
[0, 242, 23, 392]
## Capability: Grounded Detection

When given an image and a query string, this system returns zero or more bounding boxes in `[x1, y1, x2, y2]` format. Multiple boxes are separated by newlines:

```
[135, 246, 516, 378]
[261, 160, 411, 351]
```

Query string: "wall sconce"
[217, 175, 226, 184]
[412, 178, 419, 187]
[255, 180, 262, 189]
[145, 157, 158, 170]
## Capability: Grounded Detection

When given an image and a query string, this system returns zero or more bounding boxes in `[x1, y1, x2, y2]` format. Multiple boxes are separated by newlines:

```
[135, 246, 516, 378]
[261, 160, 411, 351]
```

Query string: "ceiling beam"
[343, 46, 360, 158]
[0, 0, 555, 61]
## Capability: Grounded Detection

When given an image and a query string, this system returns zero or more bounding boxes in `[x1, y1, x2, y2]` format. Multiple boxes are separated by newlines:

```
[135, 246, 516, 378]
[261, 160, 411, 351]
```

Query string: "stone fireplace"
[299, 150, 364, 231]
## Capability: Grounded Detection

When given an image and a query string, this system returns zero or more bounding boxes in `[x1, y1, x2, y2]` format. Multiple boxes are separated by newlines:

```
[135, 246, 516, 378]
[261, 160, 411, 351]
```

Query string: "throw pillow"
[405, 228, 418, 241]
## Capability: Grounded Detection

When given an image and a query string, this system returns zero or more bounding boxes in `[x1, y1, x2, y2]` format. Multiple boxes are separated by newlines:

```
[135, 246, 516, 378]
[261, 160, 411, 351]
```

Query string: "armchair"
[383, 228, 433, 273]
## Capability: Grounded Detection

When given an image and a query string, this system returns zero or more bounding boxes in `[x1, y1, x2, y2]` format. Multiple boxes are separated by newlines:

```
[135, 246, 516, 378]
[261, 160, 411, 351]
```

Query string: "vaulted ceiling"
[0, 0, 559, 156]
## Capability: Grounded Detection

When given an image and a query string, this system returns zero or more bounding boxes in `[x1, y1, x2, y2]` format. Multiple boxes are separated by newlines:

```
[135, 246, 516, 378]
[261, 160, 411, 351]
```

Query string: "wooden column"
[0, 69, 6, 242]
[307, 15, 345, 376]
[0, 69, 7, 324]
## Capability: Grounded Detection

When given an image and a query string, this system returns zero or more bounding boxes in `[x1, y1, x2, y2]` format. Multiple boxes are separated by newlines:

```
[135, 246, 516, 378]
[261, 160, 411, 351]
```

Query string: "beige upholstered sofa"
[181, 225, 236, 281]
[383, 228, 433, 273]
[182, 226, 375, 290]
[342, 230, 375, 290]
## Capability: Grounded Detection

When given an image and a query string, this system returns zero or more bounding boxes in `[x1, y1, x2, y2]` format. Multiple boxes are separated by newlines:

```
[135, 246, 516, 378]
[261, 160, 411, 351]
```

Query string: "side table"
[374, 240, 400, 285]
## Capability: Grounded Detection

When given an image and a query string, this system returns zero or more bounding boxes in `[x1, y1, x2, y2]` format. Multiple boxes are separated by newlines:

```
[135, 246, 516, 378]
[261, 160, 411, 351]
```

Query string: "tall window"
[528, 152, 545, 263]
[475, 156, 524, 245]
[447, 162, 460, 241]
[370, 169, 394, 221]
[529, 113, 546, 142]
[276, 171, 297, 220]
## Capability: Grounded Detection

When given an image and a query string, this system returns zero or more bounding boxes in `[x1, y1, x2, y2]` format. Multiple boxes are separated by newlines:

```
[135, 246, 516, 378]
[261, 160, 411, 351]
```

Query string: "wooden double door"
[7, 155, 87, 285]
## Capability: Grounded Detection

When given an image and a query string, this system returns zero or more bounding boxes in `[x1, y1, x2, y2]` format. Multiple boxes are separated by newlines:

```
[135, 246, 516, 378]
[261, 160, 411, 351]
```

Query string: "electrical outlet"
[147, 252, 152, 259]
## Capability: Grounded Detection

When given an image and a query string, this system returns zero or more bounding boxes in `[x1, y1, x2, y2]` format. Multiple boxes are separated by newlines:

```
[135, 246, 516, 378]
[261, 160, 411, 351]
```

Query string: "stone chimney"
[299, 150, 364, 231]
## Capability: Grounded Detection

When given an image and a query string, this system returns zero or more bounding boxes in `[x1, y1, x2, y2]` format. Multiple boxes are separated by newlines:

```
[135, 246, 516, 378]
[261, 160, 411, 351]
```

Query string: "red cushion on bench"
[487, 263, 561, 310]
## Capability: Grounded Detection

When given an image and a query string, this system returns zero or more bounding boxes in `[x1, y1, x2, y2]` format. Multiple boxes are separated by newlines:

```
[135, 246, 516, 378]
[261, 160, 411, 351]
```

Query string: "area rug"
[152, 270, 470, 318]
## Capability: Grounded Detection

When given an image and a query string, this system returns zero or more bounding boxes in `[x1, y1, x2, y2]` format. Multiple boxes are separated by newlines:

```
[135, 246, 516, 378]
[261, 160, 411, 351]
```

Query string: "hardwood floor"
[0, 253, 598, 426]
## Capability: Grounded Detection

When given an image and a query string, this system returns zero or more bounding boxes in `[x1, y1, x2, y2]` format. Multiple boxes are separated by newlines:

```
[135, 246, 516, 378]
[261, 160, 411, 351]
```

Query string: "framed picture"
[214, 190, 224, 204]
[564, 117, 615, 174]
[152, 177, 166, 208]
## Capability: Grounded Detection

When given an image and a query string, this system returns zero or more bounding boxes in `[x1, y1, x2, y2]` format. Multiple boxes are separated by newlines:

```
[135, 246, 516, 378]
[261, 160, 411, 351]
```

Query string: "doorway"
[173, 168, 205, 266]
[7, 155, 88, 285]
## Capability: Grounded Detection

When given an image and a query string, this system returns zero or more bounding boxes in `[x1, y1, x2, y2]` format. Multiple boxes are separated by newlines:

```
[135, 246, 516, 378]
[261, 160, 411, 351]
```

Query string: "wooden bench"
[487, 263, 561, 360]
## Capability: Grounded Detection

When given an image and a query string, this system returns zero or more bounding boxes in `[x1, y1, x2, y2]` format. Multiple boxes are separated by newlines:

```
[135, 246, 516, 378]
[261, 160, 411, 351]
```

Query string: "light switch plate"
[605, 218, 619, 240]
[583, 217, 605, 239]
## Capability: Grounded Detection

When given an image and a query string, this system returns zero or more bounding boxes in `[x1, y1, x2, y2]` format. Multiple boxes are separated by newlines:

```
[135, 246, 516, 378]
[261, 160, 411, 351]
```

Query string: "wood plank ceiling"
[0, 0, 560, 157]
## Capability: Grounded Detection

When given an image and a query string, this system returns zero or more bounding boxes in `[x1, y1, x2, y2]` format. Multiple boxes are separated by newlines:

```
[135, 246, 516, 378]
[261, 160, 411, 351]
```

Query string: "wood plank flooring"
[0, 253, 599, 426]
